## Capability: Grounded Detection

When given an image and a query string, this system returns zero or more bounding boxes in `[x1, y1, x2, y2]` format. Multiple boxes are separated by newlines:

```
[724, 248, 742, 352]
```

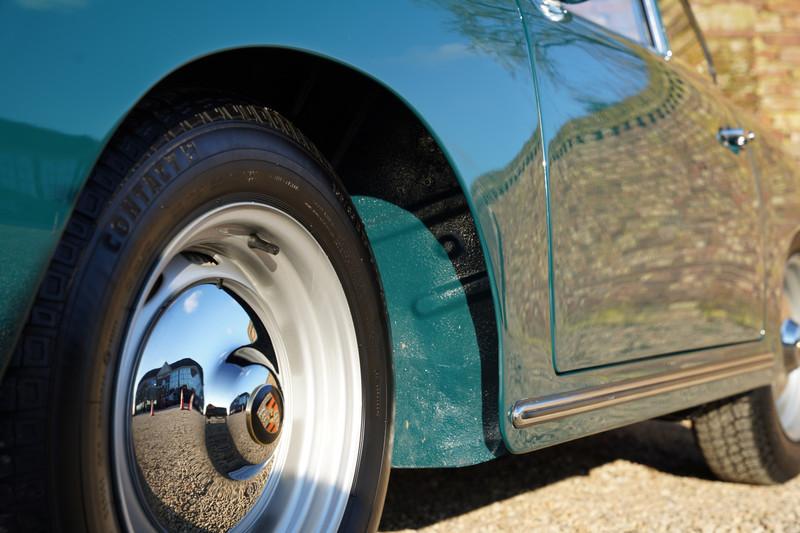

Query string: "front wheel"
[2, 96, 392, 531]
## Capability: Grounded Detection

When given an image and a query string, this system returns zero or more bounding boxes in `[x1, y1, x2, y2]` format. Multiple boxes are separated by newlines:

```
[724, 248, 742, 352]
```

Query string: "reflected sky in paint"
[0, 0, 535, 179]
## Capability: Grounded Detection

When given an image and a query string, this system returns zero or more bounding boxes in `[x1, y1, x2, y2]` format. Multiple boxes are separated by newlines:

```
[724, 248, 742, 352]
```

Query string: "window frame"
[562, 0, 670, 55]
[642, 0, 670, 56]
[658, 0, 718, 82]
[558, 0, 716, 82]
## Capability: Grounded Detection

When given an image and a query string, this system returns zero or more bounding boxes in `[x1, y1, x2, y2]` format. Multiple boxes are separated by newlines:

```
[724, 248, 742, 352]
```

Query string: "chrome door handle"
[717, 127, 756, 152]
[533, 0, 569, 22]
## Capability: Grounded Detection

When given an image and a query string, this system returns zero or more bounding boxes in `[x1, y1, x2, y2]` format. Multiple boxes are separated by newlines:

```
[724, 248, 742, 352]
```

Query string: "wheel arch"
[89, 47, 505, 467]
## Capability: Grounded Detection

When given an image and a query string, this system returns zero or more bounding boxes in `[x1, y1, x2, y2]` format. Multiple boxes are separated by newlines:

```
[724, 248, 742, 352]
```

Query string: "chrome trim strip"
[512, 353, 774, 428]
[642, 0, 669, 56]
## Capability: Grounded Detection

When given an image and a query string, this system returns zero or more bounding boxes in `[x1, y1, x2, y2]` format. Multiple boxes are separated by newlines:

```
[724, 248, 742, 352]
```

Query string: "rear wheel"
[693, 254, 800, 484]
[1, 95, 393, 531]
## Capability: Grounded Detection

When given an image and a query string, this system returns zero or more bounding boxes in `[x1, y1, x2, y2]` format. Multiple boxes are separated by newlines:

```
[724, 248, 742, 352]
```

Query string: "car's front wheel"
[1, 95, 392, 532]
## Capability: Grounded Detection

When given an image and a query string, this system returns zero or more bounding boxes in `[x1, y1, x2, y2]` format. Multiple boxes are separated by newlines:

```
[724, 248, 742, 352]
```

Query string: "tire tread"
[693, 390, 783, 485]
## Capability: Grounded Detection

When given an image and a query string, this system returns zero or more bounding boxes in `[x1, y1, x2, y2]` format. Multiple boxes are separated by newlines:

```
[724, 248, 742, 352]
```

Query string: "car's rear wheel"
[0, 95, 392, 531]
[693, 254, 800, 484]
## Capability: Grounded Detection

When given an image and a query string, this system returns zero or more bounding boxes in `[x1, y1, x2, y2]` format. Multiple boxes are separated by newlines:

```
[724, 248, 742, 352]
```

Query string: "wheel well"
[158, 49, 487, 286]
[150, 47, 503, 464]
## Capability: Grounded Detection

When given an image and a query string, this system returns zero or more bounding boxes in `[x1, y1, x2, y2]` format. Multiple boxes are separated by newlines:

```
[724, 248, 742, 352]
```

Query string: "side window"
[658, 0, 715, 80]
[566, 0, 654, 47]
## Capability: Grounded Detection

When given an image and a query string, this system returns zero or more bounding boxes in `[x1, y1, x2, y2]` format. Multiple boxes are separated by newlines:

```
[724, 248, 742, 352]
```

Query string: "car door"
[518, 0, 765, 372]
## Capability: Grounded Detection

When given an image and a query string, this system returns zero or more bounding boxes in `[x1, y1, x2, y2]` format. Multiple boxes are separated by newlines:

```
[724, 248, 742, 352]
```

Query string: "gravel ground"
[379, 420, 800, 532]
[131, 407, 272, 532]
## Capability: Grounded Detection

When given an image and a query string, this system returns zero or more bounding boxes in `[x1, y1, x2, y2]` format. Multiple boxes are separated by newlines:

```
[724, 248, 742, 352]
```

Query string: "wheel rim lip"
[111, 201, 363, 532]
[776, 255, 800, 442]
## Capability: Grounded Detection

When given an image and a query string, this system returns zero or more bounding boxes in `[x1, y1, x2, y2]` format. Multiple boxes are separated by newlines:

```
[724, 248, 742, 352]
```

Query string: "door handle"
[717, 127, 756, 153]
[532, 0, 569, 22]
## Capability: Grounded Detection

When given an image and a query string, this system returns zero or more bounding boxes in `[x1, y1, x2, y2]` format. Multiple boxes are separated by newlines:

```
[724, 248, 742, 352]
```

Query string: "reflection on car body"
[2, 0, 800, 530]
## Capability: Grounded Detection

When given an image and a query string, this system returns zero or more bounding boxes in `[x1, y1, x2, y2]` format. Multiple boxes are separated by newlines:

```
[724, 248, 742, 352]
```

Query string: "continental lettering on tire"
[104, 151, 183, 251]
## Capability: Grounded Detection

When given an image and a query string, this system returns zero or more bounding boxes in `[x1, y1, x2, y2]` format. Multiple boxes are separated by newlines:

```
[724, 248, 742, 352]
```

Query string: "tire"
[0, 94, 393, 531]
[693, 387, 800, 484]
[694, 254, 800, 486]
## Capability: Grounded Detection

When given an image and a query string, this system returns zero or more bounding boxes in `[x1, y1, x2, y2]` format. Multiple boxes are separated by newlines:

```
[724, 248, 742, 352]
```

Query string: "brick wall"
[692, 0, 800, 163]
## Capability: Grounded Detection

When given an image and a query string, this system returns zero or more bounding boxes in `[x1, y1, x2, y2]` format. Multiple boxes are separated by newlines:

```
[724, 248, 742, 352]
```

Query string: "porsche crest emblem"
[256, 391, 281, 434]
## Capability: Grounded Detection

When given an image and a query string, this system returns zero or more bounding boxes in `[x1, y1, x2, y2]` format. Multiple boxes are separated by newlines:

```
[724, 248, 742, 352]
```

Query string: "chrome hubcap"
[131, 284, 284, 485]
[113, 203, 362, 532]
[776, 255, 800, 441]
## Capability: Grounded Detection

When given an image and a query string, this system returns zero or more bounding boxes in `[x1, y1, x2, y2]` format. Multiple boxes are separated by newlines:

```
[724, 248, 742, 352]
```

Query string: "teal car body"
[0, 0, 795, 468]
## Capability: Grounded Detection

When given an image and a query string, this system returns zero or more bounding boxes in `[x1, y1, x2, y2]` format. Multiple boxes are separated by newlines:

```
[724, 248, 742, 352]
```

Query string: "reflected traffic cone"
[189, 392, 195, 412]
[180, 388, 184, 410]
[150, 401, 154, 416]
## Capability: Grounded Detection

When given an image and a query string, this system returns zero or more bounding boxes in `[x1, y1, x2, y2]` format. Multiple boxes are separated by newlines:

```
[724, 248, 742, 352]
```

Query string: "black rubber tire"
[693, 386, 800, 484]
[0, 93, 393, 532]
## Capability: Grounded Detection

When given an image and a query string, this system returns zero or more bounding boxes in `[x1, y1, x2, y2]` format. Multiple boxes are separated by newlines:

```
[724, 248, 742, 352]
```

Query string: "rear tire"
[0, 94, 393, 531]
[693, 387, 800, 484]
[693, 254, 800, 485]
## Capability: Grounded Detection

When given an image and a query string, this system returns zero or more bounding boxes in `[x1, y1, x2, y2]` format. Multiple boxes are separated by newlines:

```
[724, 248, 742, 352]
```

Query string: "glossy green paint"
[0, 119, 98, 354]
[353, 196, 503, 466]
[499, 1, 790, 454]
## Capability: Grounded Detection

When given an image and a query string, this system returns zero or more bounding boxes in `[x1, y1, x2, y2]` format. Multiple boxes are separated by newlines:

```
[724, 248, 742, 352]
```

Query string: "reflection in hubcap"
[130, 284, 283, 529]
[116, 203, 362, 533]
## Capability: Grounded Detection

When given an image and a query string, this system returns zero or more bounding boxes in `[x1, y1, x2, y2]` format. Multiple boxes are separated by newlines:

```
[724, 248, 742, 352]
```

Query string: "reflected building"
[229, 392, 249, 415]
[205, 404, 227, 418]
[471, 12, 768, 444]
[128, 284, 284, 530]
[133, 358, 204, 415]
[539, 49, 764, 371]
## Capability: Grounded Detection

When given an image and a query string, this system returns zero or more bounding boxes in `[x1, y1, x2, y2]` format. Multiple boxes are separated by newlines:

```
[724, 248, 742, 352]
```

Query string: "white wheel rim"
[112, 202, 363, 532]
[776, 255, 800, 441]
